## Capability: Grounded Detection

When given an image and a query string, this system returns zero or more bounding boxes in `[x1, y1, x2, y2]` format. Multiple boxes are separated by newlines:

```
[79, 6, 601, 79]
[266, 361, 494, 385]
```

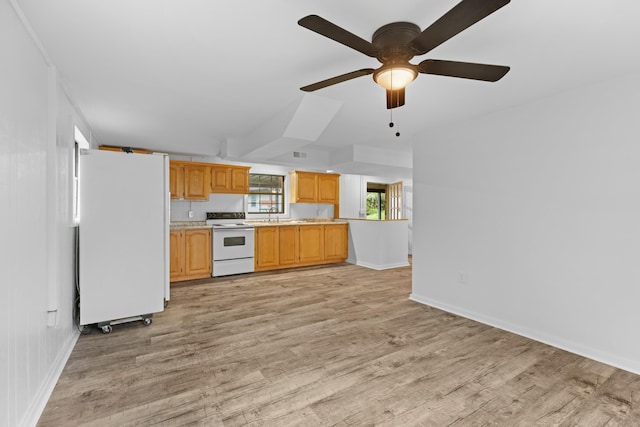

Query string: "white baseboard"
[356, 261, 410, 271]
[21, 330, 80, 427]
[409, 293, 640, 376]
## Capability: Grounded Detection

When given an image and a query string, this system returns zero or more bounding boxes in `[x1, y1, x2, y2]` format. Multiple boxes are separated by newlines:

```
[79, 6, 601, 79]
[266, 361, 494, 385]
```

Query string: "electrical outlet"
[458, 272, 467, 284]
[188, 210, 194, 218]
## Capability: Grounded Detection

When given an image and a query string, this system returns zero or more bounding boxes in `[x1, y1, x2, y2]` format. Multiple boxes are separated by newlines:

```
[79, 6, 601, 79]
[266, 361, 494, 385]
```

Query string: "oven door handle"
[213, 227, 255, 231]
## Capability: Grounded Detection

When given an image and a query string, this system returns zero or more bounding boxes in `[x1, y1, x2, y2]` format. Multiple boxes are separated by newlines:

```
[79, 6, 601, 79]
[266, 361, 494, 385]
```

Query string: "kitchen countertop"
[339, 218, 408, 221]
[246, 218, 347, 227]
[170, 219, 347, 229]
[169, 221, 211, 230]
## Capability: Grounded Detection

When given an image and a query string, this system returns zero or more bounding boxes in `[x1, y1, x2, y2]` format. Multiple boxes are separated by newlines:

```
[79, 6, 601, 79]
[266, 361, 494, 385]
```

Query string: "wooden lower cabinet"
[298, 225, 324, 264]
[324, 223, 348, 261]
[255, 226, 279, 269]
[169, 230, 185, 279]
[170, 228, 212, 282]
[278, 226, 299, 266]
[255, 223, 348, 272]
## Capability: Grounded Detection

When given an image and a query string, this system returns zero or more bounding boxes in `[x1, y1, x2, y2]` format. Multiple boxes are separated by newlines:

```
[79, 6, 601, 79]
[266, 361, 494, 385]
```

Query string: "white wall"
[1, 1, 81, 425]
[411, 71, 640, 374]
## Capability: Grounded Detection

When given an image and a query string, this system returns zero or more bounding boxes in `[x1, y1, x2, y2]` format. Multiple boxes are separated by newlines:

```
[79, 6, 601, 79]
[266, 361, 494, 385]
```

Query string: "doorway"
[366, 181, 402, 219]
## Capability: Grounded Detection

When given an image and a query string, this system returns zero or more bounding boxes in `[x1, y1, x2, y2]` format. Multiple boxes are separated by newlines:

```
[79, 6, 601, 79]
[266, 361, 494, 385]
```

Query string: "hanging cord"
[386, 68, 400, 137]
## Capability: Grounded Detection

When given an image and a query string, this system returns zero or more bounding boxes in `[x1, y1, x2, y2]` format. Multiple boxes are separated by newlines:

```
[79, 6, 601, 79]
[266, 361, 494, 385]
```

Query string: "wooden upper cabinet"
[318, 174, 339, 204]
[169, 161, 184, 199]
[210, 166, 231, 192]
[290, 171, 340, 205]
[293, 172, 317, 203]
[170, 161, 249, 199]
[183, 164, 210, 200]
[230, 167, 249, 193]
[170, 161, 209, 200]
[211, 165, 250, 194]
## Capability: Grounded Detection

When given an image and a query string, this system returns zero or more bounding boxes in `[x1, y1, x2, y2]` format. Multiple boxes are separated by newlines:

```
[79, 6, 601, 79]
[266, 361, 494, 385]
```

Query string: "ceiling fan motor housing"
[372, 22, 421, 63]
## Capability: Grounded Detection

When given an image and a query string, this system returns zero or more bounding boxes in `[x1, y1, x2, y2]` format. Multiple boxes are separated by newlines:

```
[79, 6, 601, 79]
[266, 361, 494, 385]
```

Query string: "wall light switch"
[188, 210, 194, 218]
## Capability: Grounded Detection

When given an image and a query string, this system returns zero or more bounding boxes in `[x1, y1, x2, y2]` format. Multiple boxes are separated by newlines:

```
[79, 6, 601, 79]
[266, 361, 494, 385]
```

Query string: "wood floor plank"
[38, 262, 640, 426]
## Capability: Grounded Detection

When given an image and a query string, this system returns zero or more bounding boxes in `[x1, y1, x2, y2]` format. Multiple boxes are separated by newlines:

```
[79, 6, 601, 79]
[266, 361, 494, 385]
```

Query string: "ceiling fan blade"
[300, 68, 375, 92]
[410, 0, 510, 55]
[386, 88, 405, 109]
[418, 59, 509, 82]
[298, 15, 379, 57]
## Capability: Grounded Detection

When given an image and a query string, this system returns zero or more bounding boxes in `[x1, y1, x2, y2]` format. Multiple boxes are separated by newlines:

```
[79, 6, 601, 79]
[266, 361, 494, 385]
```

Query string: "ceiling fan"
[298, 0, 511, 109]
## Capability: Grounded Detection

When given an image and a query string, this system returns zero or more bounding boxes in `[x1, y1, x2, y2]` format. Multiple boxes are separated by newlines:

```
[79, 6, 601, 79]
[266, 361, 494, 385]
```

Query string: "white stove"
[206, 212, 255, 277]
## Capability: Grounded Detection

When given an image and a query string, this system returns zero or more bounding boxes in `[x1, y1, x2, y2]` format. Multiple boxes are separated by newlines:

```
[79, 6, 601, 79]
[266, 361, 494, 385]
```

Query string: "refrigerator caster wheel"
[142, 318, 152, 326]
[101, 325, 112, 334]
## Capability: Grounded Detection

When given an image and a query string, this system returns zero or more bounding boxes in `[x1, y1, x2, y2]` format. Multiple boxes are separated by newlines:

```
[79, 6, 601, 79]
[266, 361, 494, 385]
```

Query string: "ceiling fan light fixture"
[373, 65, 417, 90]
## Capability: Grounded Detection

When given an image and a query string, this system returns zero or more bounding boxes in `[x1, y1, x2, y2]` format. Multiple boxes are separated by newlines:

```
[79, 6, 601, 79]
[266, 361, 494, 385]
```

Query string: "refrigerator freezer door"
[79, 150, 168, 325]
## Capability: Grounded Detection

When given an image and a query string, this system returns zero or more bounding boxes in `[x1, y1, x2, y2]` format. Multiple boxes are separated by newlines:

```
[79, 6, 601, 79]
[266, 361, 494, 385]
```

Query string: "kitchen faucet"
[268, 207, 278, 222]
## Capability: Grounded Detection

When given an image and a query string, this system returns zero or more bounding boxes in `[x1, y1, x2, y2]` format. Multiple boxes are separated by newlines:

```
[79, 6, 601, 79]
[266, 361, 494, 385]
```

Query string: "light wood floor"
[40, 262, 640, 426]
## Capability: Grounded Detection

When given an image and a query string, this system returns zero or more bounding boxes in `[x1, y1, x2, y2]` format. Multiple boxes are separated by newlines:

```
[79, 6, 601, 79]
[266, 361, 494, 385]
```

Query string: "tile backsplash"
[171, 194, 245, 221]
[171, 194, 334, 222]
[289, 203, 334, 219]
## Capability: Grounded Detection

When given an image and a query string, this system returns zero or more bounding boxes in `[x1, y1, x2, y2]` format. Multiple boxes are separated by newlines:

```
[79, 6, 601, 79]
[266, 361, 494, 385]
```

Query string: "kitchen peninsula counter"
[342, 218, 409, 270]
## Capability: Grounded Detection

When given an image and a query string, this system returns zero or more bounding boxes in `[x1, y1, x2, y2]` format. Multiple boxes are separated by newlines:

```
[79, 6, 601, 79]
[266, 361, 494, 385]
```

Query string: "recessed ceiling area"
[15, 0, 640, 178]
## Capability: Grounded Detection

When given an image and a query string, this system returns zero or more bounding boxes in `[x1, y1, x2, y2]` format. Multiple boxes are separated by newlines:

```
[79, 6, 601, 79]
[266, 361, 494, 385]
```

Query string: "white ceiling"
[17, 0, 640, 178]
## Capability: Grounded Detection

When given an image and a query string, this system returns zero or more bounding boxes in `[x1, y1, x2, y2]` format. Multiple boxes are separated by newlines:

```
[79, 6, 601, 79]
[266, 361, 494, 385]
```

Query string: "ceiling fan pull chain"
[388, 80, 400, 137]
[389, 68, 393, 128]
[388, 106, 400, 137]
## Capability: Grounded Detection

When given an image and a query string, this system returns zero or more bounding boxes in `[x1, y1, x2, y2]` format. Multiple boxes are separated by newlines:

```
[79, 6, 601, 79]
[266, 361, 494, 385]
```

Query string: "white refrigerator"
[79, 149, 169, 332]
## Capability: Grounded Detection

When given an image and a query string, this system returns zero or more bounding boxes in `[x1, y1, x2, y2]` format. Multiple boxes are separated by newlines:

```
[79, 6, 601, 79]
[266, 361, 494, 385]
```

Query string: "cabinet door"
[185, 228, 211, 276]
[211, 166, 232, 193]
[169, 230, 185, 280]
[318, 174, 339, 204]
[299, 225, 324, 263]
[324, 223, 348, 261]
[183, 164, 210, 200]
[169, 162, 184, 199]
[295, 172, 318, 203]
[256, 227, 279, 269]
[279, 226, 299, 266]
[230, 167, 249, 194]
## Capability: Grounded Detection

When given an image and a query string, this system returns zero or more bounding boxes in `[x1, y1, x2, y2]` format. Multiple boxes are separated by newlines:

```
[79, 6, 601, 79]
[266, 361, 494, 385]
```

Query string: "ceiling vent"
[293, 151, 307, 159]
